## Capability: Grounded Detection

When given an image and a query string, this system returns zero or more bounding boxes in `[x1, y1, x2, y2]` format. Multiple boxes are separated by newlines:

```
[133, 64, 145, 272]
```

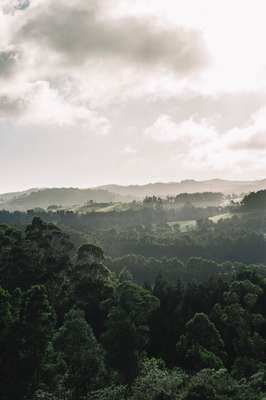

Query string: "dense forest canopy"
[1, 189, 266, 399]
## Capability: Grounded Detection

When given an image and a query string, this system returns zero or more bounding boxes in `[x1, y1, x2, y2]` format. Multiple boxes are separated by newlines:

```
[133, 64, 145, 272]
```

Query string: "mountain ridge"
[98, 178, 266, 198]
[1, 179, 266, 211]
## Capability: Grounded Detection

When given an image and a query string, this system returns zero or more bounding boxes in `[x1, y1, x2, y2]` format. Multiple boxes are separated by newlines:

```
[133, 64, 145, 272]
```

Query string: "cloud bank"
[19, 1, 207, 73]
[144, 108, 266, 178]
[1, 0, 266, 191]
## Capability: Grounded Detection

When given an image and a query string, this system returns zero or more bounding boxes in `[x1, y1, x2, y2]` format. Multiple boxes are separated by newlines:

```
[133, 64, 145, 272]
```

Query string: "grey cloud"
[107, 92, 266, 134]
[0, 50, 18, 76]
[14, 0, 30, 10]
[0, 95, 25, 117]
[19, 2, 207, 74]
[2, 0, 30, 14]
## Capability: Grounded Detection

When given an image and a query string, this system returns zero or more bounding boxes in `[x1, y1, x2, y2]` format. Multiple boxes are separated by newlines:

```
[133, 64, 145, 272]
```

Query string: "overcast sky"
[1, 0, 266, 192]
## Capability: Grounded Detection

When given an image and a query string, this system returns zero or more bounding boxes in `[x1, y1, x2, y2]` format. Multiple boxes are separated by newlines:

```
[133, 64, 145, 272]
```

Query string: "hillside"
[99, 178, 266, 198]
[0, 188, 40, 203]
[1, 179, 266, 211]
[0, 188, 132, 211]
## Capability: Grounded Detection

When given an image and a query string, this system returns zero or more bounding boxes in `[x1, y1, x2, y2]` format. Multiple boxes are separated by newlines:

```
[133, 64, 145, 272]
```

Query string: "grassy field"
[209, 212, 234, 223]
[168, 220, 197, 232]
[167, 213, 235, 232]
[75, 202, 142, 214]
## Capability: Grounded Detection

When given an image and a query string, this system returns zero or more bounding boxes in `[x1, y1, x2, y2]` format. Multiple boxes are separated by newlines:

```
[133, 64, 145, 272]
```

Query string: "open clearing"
[209, 213, 234, 223]
[168, 220, 197, 232]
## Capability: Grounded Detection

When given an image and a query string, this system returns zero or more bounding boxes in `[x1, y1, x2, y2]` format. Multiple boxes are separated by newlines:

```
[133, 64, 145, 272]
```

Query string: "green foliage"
[182, 368, 266, 400]
[54, 308, 106, 399]
[88, 385, 127, 400]
[129, 358, 185, 400]
[0, 287, 12, 340]
[242, 190, 266, 211]
[0, 217, 266, 399]
[177, 313, 225, 371]
[102, 282, 159, 382]
[20, 285, 55, 395]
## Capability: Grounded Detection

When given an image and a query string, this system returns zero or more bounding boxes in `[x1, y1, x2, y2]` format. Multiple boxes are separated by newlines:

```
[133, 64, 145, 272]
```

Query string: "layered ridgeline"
[2, 178, 266, 211]
[99, 178, 266, 198]
[0, 188, 133, 211]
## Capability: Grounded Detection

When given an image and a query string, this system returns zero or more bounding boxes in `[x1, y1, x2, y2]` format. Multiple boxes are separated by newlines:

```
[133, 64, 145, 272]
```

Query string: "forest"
[0, 190, 266, 399]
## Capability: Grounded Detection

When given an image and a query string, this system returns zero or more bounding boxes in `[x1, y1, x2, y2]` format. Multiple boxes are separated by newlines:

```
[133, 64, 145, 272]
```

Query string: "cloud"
[0, 94, 25, 117]
[0, 48, 18, 76]
[123, 145, 137, 154]
[21, 81, 108, 130]
[1, 0, 30, 14]
[0, 0, 207, 134]
[2, 0, 266, 189]
[18, 1, 207, 74]
[14, 0, 30, 10]
[226, 107, 266, 151]
[0, 80, 110, 134]
[145, 114, 217, 147]
[144, 111, 266, 177]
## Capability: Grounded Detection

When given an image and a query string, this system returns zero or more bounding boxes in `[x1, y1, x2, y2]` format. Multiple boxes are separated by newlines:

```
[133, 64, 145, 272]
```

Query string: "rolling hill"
[0, 188, 132, 211]
[99, 179, 266, 198]
[1, 179, 266, 211]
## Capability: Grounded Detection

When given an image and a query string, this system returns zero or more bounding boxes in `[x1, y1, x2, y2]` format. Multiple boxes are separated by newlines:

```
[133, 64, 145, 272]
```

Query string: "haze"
[1, 0, 266, 192]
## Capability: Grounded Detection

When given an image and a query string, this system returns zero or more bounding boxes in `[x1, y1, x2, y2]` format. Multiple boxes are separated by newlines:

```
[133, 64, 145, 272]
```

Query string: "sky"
[1, 0, 266, 192]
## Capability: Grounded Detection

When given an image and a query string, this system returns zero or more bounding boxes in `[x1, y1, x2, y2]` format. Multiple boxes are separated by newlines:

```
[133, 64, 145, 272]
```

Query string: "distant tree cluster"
[144, 192, 224, 207]
[242, 190, 266, 210]
[172, 192, 223, 204]
[0, 204, 220, 230]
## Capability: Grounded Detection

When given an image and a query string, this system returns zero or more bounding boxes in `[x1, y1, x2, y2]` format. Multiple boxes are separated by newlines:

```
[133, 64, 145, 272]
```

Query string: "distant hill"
[99, 179, 266, 199]
[0, 188, 40, 204]
[0, 188, 132, 211]
[2, 179, 266, 211]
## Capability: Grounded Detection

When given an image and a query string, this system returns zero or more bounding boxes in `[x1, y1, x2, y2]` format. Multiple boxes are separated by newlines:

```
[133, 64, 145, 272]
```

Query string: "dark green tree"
[20, 285, 55, 396]
[54, 308, 106, 400]
[177, 313, 226, 371]
[102, 282, 159, 382]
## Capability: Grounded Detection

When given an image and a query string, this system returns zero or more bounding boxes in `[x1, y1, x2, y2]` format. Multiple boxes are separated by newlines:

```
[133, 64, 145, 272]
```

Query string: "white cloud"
[0, 80, 110, 134]
[123, 145, 137, 154]
[144, 110, 266, 178]
[145, 114, 217, 146]
[20, 81, 110, 133]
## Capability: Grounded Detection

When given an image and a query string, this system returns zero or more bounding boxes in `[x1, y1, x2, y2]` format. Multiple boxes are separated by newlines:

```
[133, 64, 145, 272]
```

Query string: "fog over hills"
[1, 179, 266, 211]
[0, 188, 40, 203]
[0, 188, 132, 211]
[99, 179, 266, 198]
